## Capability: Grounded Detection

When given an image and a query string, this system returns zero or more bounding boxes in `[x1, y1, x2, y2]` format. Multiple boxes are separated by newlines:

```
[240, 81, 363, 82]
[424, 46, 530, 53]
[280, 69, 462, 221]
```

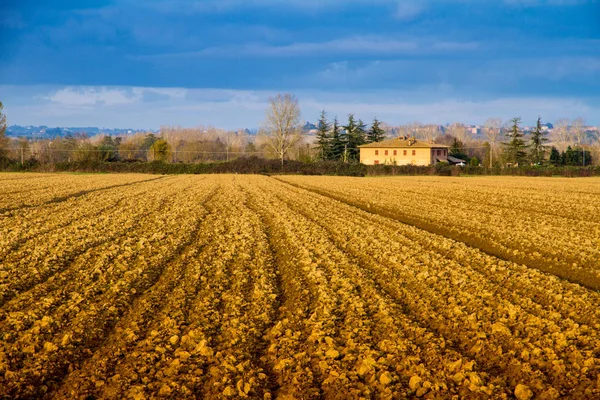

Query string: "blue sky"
[1, 0, 599, 129]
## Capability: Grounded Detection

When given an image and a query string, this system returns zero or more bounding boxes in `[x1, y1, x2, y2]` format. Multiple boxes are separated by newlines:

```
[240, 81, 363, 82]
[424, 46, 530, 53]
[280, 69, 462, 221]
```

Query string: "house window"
[385, 150, 388, 156]
[374, 160, 380, 165]
[412, 150, 416, 156]
[403, 150, 407, 156]
[393, 150, 397, 156]
[375, 150, 379, 155]
[437, 150, 441, 156]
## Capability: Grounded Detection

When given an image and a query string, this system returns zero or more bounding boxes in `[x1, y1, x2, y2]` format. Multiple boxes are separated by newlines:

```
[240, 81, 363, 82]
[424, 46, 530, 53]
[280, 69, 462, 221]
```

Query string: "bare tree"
[261, 94, 302, 165]
[221, 130, 245, 162]
[409, 121, 422, 138]
[416, 124, 440, 142]
[590, 130, 600, 166]
[553, 118, 571, 150]
[572, 117, 586, 145]
[0, 101, 8, 161]
[571, 117, 588, 165]
[484, 118, 502, 167]
[17, 138, 30, 164]
[592, 127, 600, 145]
[447, 122, 470, 144]
[395, 124, 412, 138]
[378, 121, 395, 137]
[118, 136, 144, 160]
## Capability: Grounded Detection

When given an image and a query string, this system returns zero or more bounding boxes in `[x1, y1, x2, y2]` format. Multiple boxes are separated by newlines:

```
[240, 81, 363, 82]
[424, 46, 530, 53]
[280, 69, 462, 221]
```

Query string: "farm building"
[359, 137, 450, 166]
[447, 155, 467, 166]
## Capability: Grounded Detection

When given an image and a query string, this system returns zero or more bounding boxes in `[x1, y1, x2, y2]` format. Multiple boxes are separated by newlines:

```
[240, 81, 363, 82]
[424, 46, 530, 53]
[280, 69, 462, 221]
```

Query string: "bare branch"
[261, 94, 302, 164]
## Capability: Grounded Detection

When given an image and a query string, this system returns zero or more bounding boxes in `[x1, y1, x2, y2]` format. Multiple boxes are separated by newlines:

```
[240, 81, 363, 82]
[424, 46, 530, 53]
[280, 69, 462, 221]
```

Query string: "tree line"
[260, 95, 598, 168]
[314, 111, 386, 162]
[1, 96, 599, 169]
[448, 117, 593, 167]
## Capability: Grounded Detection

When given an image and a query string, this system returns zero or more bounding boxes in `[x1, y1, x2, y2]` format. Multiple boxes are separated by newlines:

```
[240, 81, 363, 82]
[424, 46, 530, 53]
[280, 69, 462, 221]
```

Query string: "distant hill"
[303, 121, 317, 133]
[6, 125, 159, 139]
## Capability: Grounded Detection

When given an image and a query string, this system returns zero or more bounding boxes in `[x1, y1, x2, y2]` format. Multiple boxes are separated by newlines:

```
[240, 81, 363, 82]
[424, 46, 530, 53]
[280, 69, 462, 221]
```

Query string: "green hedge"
[3, 157, 600, 177]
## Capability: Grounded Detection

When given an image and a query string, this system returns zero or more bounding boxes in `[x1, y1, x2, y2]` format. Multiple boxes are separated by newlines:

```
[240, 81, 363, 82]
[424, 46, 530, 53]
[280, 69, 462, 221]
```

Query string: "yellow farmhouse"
[359, 137, 450, 166]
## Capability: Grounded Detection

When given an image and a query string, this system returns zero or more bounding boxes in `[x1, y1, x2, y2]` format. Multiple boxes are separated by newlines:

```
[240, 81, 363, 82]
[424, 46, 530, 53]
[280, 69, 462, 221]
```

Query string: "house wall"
[430, 148, 449, 164]
[360, 147, 448, 166]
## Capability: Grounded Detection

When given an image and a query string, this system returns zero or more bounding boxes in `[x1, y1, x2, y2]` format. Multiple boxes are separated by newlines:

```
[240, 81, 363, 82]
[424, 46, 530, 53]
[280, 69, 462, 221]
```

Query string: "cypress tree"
[529, 117, 548, 165]
[354, 119, 367, 159]
[142, 133, 158, 151]
[98, 135, 119, 162]
[343, 114, 365, 162]
[315, 109, 331, 160]
[565, 146, 580, 166]
[549, 146, 561, 165]
[342, 114, 356, 159]
[367, 118, 386, 143]
[574, 148, 583, 165]
[502, 117, 528, 165]
[449, 137, 469, 161]
[450, 137, 462, 155]
[329, 117, 344, 161]
[583, 150, 593, 165]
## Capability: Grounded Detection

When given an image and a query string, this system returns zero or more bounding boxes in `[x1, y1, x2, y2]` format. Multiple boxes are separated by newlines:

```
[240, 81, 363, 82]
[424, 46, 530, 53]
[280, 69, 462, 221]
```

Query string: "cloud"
[523, 57, 600, 80]
[300, 95, 597, 126]
[253, 37, 418, 56]
[394, 1, 424, 21]
[502, 0, 589, 6]
[42, 87, 141, 107]
[41, 87, 190, 107]
[9, 85, 272, 128]
[315, 61, 386, 86]
[135, 35, 484, 63]
[138, 0, 397, 14]
[3, 85, 598, 130]
[432, 41, 480, 51]
[145, 87, 188, 99]
[0, 11, 26, 29]
[133, 37, 419, 63]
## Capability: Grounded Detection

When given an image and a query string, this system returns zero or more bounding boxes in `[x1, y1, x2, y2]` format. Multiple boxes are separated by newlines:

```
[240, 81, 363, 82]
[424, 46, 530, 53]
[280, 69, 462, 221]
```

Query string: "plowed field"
[1, 173, 600, 399]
